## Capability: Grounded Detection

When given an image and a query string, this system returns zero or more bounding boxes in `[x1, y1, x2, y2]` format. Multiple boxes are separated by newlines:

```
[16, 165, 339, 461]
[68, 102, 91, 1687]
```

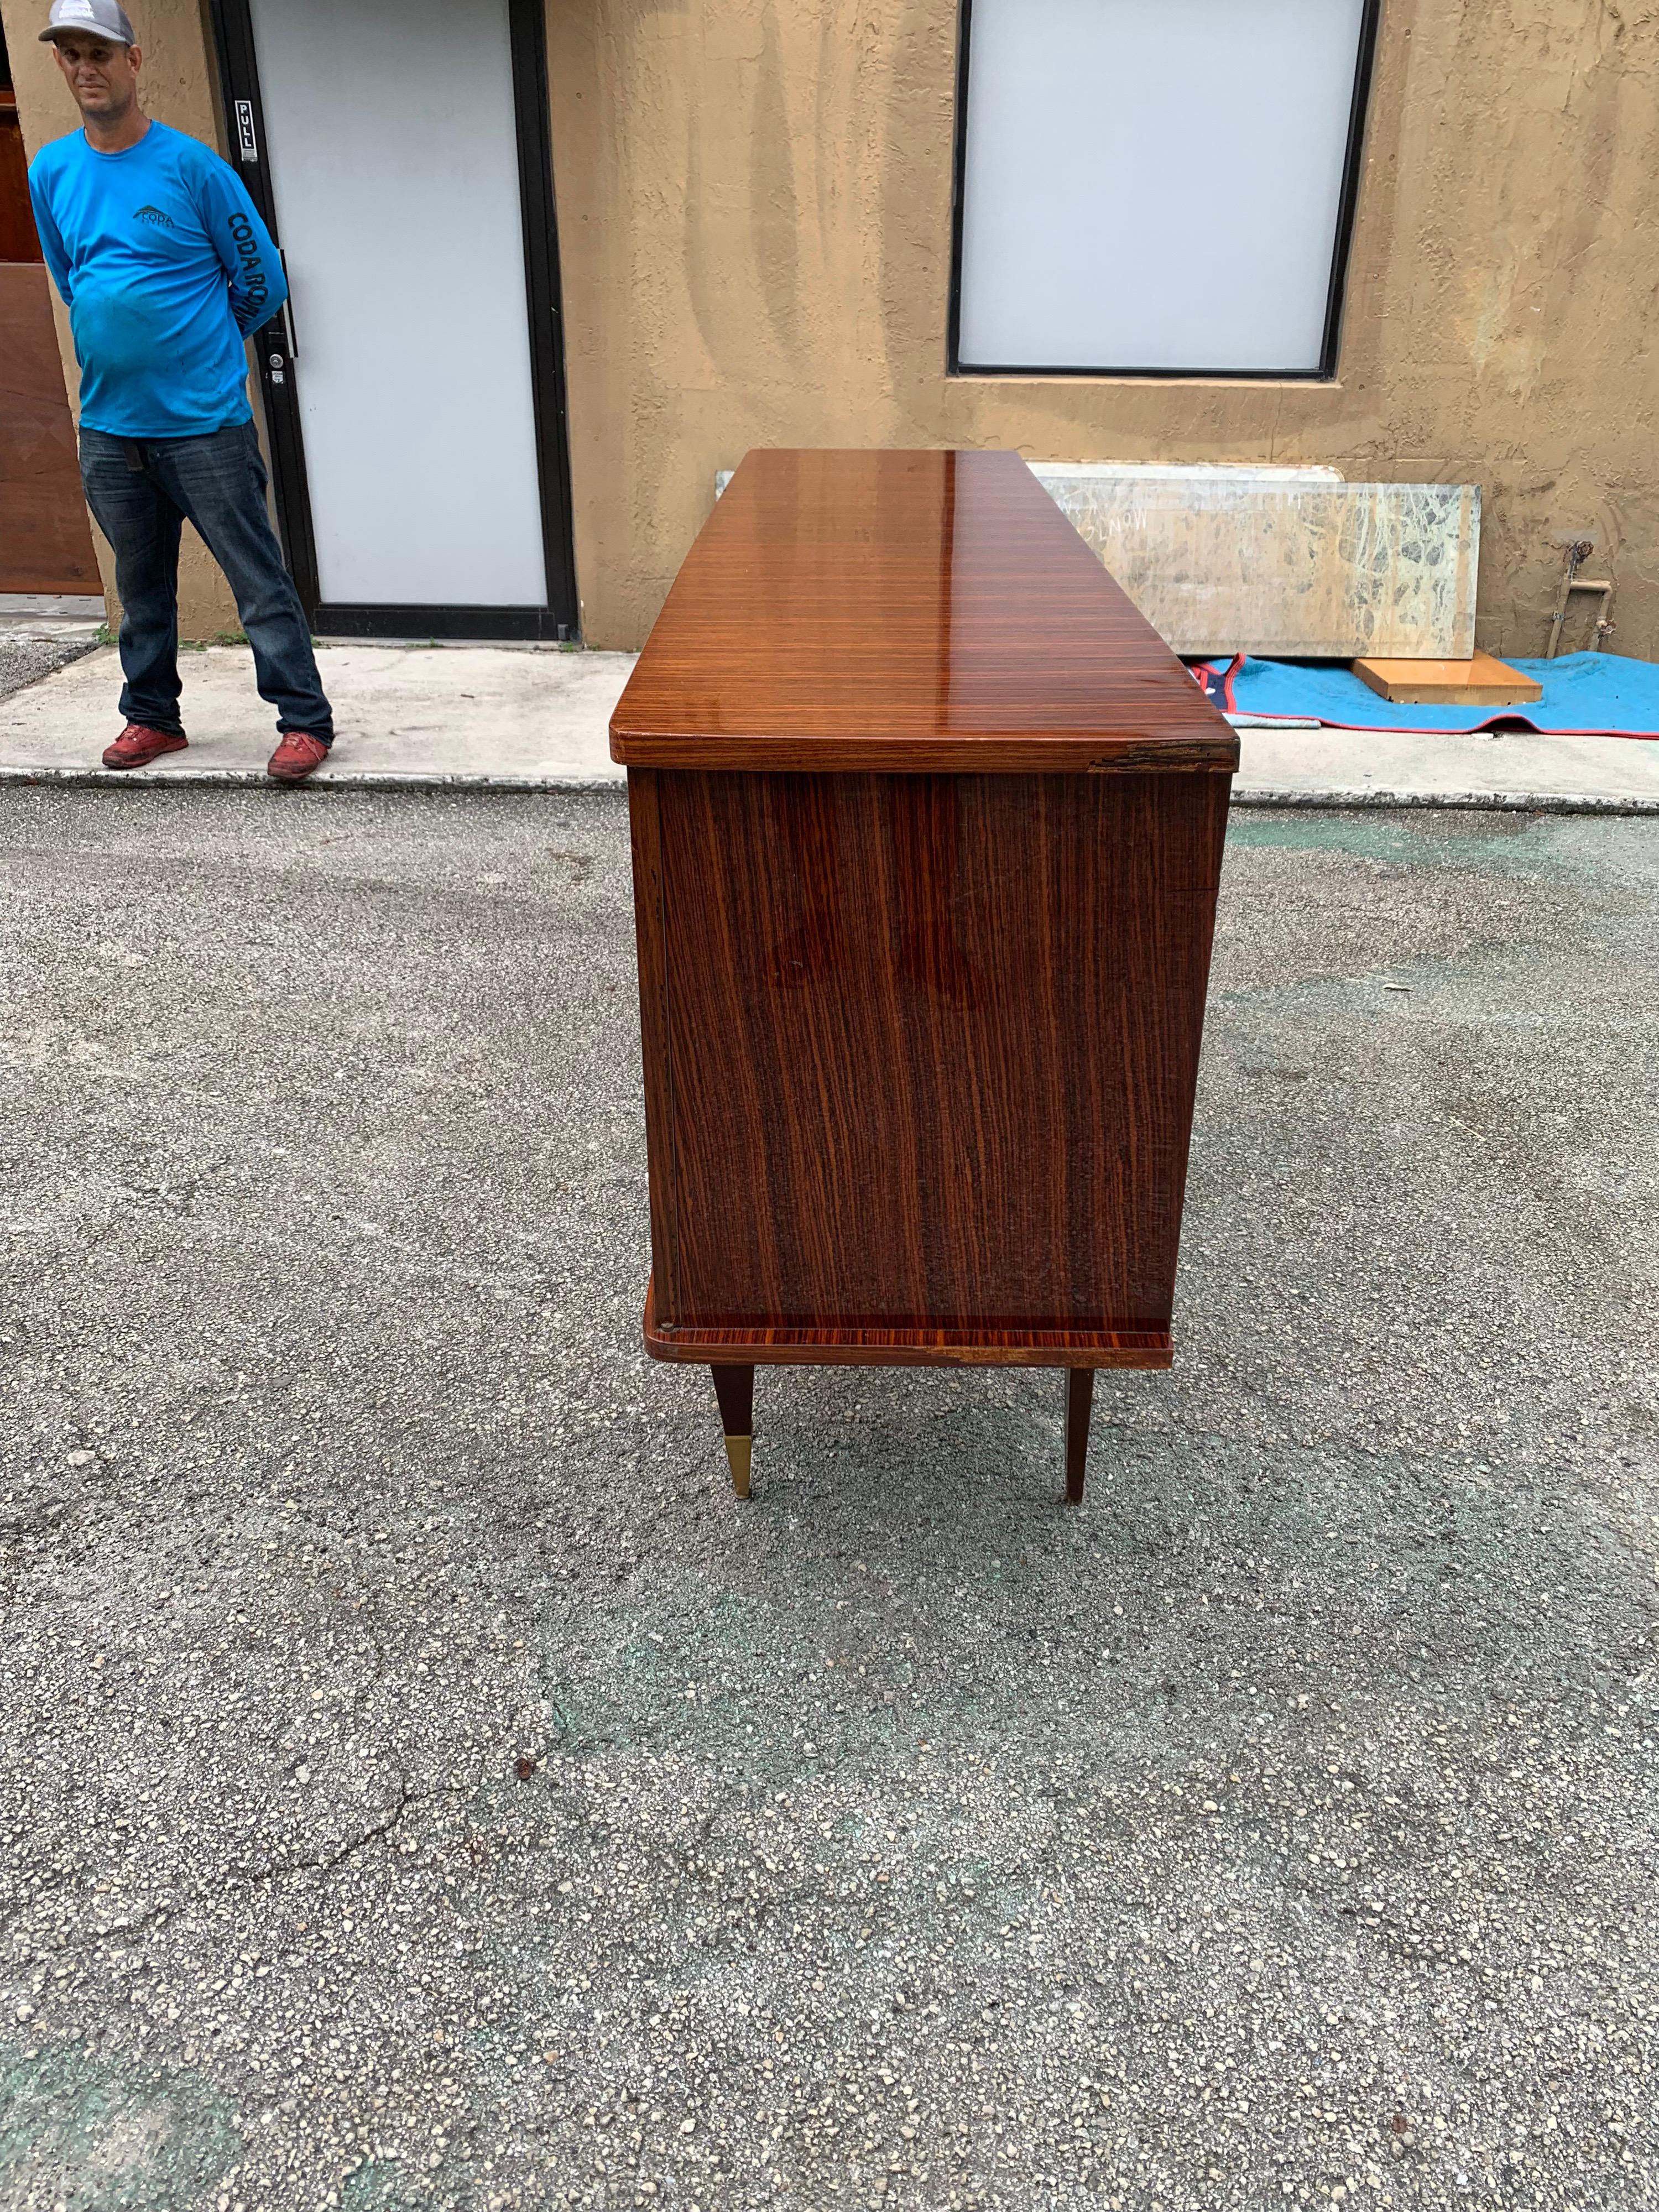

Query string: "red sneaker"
[268, 732, 331, 782]
[102, 724, 188, 770]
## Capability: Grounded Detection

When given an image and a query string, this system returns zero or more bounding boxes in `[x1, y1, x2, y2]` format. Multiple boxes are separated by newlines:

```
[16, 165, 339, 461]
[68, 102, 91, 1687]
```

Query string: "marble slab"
[1030, 465, 1480, 659]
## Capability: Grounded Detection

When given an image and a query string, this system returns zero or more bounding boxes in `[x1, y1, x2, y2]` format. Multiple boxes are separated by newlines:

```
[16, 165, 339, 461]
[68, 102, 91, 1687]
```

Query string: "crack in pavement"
[255, 1779, 416, 1886]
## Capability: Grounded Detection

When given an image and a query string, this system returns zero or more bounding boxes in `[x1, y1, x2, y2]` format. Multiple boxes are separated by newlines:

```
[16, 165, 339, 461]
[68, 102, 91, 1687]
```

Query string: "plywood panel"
[1, 97, 43, 264]
[1352, 650, 1541, 705]
[0, 262, 102, 596]
[1032, 465, 1480, 661]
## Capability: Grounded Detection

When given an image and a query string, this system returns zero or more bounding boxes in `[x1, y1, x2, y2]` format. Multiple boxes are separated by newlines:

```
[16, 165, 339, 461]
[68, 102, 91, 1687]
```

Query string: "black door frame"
[206, 0, 579, 641]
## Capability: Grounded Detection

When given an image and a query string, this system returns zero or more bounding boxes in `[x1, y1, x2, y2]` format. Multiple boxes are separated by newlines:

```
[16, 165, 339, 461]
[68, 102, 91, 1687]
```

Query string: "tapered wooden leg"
[1065, 1368, 1095, 1506]
[711, 1364, 755, 1499]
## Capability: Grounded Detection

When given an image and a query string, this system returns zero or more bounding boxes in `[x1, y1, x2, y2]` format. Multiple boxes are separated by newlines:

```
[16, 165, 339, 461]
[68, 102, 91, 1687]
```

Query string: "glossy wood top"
[609, 449, 1239, 775]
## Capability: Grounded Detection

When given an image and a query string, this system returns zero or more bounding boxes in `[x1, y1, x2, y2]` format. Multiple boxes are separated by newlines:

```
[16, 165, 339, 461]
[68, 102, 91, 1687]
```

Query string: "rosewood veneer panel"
[639, 767, 1226, 1347]
[0, 264, 102, 595]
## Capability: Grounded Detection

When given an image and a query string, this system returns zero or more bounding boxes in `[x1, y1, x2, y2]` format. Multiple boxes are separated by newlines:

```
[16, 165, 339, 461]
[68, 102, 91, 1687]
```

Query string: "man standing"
[28, 0, 333, 781]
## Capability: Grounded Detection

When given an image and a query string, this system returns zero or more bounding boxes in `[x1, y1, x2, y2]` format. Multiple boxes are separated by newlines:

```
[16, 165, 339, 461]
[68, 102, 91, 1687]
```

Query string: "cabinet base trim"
[643, 1281, 1172, 1370]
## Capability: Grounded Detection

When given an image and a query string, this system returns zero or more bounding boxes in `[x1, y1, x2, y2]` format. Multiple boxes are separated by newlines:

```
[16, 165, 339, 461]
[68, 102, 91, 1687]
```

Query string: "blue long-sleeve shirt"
[28, 118, 286, 440]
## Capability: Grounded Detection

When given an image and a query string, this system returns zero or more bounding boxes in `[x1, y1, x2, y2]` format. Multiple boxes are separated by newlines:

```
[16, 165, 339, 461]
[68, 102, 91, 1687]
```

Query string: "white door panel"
[249, 0, 547, 607]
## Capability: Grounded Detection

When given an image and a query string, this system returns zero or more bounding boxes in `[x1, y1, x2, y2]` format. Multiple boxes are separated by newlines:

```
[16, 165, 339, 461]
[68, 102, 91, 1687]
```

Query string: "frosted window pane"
[958, 0, 1368, 373]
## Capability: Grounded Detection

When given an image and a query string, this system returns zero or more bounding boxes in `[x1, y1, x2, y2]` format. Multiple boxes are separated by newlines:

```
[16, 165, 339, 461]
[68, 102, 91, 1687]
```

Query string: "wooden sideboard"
[611, 449, 1237, 1501]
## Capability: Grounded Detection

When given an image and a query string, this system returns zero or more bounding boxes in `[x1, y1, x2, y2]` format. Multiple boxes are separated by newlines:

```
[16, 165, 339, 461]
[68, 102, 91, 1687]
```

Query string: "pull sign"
[234, 100, 259, 163]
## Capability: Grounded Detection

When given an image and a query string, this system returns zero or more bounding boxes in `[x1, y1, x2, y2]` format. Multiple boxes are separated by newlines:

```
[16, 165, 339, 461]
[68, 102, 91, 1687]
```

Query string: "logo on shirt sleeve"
[226, 211, 270, 318]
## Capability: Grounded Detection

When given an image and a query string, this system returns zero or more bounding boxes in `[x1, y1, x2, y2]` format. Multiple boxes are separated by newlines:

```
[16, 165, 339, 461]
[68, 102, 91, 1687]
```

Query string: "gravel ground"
[0, 635, 99, 706]
[0, 789, 1655, 2212]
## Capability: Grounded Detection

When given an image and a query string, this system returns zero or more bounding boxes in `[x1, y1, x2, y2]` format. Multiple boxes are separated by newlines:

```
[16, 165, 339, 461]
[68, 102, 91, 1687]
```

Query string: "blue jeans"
[79, 421, 333, 743]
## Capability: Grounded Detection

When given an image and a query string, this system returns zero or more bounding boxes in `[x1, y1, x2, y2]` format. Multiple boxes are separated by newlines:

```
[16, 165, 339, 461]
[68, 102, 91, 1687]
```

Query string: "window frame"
[946, 0, 1385, 382]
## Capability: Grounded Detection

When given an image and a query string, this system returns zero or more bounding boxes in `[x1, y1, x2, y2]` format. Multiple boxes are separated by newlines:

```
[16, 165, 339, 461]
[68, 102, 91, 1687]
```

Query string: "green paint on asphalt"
[1226, 807, 1659, 885]
[1226, 810, 1550, 870]
[0, 2043, 241, 2210]
[341, 2156, 421, 2209]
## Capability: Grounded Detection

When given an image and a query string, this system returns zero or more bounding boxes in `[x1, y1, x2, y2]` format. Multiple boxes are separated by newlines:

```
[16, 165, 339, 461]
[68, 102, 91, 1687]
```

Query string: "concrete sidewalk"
[1235, 719, 1659, 813]
[3, 639, 1659, 810]
[0, 641, 637, 790]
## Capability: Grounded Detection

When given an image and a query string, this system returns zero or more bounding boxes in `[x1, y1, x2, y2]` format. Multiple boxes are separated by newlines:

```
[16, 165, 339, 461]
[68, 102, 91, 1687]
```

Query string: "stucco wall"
[9, 0, 1655, 659]
[549, 0, 1659, 658]
[2, 0, 243, 638]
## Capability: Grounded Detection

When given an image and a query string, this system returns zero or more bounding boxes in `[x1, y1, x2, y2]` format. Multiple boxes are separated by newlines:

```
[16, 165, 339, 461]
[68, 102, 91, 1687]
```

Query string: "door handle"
[278, 251, 296, 357]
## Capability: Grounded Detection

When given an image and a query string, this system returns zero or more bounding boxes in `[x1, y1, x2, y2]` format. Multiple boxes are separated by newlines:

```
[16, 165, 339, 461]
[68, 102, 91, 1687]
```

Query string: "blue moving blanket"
[1187, 651, 1659, 737]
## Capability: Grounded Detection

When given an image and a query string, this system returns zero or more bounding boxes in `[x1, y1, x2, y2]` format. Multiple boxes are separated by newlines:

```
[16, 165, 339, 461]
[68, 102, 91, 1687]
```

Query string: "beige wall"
[9, 0, 1656, 660]
[3, 0, 244, 636]
[550, 0, 1659, 658]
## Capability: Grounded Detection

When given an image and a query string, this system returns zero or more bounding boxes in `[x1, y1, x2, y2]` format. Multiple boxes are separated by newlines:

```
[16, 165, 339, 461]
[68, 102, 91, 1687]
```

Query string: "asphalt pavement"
[0, 633, 96, 707]
[1, 789, 1655, 2212]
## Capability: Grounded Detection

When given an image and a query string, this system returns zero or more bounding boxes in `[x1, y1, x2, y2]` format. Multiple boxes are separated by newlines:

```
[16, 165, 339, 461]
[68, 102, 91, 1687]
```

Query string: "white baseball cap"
[41, 0, 137, 45]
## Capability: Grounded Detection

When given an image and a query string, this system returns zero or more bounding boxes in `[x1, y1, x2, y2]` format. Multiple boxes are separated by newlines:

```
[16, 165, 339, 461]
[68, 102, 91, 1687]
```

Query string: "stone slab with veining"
[1030, 465, 1480, 660]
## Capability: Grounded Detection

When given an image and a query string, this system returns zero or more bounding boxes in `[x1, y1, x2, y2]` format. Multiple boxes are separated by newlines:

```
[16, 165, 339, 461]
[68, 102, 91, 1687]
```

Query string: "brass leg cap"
[724, 1433, 753, 1499]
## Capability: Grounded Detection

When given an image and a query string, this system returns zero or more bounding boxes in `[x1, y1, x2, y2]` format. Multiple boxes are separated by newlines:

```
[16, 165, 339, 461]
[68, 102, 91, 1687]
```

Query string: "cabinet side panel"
[1159, 769, 1232, 1269]
[627, 769, 679, 1319]
[658, 771, 1225, 1333]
